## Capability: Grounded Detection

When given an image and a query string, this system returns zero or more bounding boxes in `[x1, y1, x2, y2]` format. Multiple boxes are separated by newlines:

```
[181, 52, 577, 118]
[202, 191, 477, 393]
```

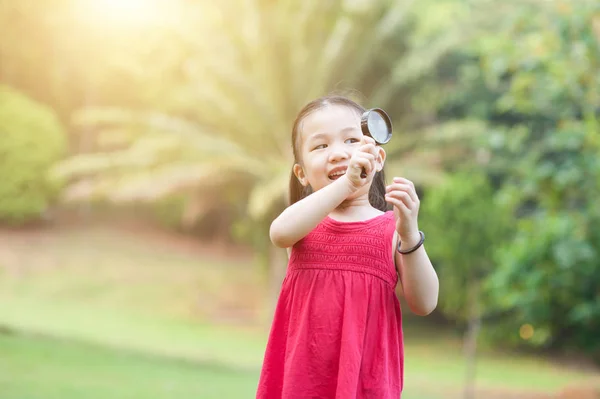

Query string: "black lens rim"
[360, 108, 392, 144]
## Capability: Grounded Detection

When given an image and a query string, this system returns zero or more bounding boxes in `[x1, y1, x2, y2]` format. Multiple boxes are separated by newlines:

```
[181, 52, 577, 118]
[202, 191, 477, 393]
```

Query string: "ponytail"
[369, 169, 391, 212]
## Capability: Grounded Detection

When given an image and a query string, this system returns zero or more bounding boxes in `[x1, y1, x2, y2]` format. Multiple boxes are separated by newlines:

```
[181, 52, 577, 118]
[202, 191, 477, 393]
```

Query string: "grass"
[0, 296, 266, 369]
[0, 222, 598, 398]
[0, 332, 259, 399]
[1, 328, 593, 399]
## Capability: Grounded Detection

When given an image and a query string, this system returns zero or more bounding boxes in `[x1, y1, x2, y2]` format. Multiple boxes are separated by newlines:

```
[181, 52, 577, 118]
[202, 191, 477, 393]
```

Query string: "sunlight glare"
[81, 0, 165, 26]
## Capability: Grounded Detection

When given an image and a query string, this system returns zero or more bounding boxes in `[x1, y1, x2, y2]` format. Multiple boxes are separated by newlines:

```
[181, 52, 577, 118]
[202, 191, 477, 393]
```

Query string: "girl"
[256, 95, 439, 398]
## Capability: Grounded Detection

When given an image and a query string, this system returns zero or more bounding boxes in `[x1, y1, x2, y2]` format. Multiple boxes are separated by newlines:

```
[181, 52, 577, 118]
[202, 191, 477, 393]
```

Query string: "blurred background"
[1, 0, 599, 398]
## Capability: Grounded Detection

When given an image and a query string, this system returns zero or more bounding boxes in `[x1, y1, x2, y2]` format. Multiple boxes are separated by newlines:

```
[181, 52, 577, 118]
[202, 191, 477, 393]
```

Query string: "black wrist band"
[397, 231, 425, 254]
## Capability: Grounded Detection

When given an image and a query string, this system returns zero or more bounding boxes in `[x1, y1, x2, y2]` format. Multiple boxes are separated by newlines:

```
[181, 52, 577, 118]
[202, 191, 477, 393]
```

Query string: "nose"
[328, 143, 350, 163]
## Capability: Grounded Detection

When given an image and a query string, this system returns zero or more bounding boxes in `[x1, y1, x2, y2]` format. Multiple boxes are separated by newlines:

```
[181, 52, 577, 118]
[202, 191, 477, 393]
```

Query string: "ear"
[293, 163, 309, 186]
[375, 147, 387, 172]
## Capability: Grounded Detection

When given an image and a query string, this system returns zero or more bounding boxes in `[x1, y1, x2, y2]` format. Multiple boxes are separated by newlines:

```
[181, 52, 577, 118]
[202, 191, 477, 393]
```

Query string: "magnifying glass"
[360, 108, 392, 178]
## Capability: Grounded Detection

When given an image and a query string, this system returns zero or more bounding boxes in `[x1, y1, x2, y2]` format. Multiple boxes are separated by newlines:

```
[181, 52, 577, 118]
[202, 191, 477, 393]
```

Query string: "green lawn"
[1, 329, 594, 399]
[0, 333, 259, 399]
[0, 223, 598, 398]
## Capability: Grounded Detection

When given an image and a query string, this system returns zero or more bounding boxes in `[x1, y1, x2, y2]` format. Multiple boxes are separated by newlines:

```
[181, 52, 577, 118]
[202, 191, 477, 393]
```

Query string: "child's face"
[294, 105, 381, 193]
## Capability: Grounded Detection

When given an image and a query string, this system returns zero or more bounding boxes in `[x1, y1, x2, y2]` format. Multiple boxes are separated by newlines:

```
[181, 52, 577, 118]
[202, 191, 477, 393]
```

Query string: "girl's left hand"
[385, 177, 421, 242]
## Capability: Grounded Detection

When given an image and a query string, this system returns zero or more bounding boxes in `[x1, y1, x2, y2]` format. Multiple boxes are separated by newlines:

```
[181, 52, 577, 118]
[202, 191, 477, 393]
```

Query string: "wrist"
[397, 230, 425, 254]
[340, 174, 361, 194]
[398, 231, 421, 250]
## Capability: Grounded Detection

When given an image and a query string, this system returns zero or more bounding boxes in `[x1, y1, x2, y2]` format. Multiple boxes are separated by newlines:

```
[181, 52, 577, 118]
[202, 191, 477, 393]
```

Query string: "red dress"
[257, 211, 404, 398]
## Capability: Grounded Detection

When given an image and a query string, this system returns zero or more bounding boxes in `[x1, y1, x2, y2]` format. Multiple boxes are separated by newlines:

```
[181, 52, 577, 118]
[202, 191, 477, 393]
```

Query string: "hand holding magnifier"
[360, 108, 392, 178]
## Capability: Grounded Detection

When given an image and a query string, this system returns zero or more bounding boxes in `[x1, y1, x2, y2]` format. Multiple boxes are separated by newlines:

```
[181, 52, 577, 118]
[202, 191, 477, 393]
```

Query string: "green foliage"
[486, 211, 600, 353]
[434, 0, 600, 355]
[482, 2, 600, 355]
[0, 85, 67, 224]
[421, 172, 511, 320]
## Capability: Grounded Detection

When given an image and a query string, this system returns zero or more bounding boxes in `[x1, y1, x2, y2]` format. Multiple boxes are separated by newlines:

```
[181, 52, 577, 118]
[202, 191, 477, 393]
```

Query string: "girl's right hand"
[345, 136, 378, 190]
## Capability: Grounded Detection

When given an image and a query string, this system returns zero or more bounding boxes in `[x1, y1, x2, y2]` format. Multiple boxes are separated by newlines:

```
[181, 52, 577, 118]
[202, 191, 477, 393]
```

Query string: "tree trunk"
[463, 280, 481, 399]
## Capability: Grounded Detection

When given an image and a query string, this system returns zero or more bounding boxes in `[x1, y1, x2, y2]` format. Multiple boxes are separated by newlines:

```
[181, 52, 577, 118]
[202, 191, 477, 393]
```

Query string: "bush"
[0, 85, 67, 224]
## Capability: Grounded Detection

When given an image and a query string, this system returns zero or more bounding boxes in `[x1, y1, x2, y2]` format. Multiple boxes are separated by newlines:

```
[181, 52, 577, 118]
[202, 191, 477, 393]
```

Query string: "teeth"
[329, 171, 346, 178]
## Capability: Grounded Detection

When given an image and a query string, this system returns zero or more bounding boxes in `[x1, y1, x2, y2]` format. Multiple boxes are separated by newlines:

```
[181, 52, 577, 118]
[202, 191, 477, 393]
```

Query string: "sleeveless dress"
[256, 211, 404, 399]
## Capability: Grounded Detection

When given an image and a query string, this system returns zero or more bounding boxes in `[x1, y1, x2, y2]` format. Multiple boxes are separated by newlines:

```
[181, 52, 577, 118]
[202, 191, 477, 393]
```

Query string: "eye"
[312, 144, 327, 151]
[345, 138, 360, 144]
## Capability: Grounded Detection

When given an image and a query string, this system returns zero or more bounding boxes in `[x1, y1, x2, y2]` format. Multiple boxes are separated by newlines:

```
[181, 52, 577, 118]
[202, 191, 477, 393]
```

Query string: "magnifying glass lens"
[368, 112, 390, 143]
[359, 108, 393, 178]
[361, 108, 392, 145]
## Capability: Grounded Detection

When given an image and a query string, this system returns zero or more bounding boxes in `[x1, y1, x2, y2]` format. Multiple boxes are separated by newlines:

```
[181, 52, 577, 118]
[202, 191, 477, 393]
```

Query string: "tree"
[0, 85, 67, 224]
[432, 0, 600, 357]
[420, 171, 511, 399]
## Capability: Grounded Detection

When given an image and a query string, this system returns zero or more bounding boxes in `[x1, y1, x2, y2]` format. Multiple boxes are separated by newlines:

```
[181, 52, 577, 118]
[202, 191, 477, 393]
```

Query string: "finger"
[362, 135, 376, 145]
[386, 183, 419, 204]
[353, 154, 375, 174]
[365, 155, 377, 175]
[385, 190, 414, 209]
[393, 177, 415, 189]
[385, 183, 411, 193]
[372, 146, 380, 159]
[352, 156, 374, 175]
[392, 177, 417, 201]
[366, 145, 379, 160]
[385, 196, 410, 214]
[359, 153, 376, 174]
[357, 152, 376, 162]
[358, 143, 377, 155]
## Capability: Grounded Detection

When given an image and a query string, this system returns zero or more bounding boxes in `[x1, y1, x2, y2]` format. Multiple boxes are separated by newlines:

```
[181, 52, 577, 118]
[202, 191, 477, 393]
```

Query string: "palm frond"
[62, 163, 228, 203]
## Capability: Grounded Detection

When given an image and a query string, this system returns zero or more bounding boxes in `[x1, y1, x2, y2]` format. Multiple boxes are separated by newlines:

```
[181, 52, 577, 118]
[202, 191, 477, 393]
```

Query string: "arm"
[270, 175, 356, 248]
[270, 136, 379, 248]
[395, 232, 439, 316]
[386, 177, 439, 316]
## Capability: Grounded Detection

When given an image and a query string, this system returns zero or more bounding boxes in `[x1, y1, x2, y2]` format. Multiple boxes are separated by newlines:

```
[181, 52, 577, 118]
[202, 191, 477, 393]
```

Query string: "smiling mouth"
[328, 170, 347, 180]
